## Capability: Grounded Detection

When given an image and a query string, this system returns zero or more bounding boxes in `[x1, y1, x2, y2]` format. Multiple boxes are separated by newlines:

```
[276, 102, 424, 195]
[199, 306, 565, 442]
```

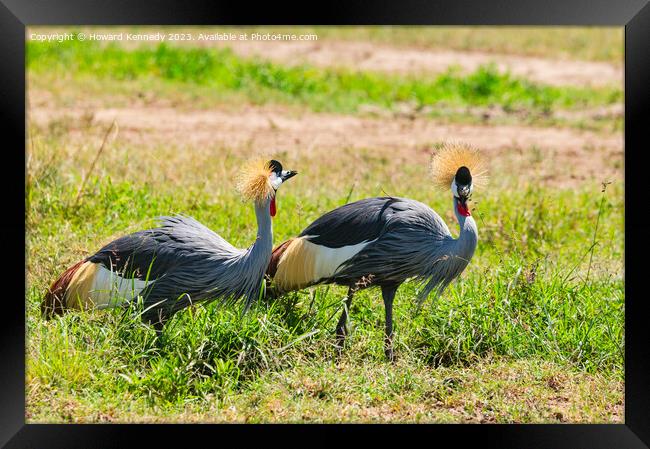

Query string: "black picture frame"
[5, 1, 649, 447]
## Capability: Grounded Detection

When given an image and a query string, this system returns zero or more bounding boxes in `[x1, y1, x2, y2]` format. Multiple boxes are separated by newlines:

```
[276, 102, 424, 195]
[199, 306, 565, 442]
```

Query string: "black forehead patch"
[455, 166, 472, 185]
[268, 160, 283, 174]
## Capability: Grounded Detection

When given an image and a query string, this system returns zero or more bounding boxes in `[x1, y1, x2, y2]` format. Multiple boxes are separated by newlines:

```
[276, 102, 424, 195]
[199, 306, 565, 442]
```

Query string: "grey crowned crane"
[42, 159, 297, 330]
[266, 143, 487, 361]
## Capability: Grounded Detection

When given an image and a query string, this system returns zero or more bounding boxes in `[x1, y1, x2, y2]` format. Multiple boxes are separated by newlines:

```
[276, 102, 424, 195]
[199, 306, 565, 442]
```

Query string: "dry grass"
[26, 355, 622, 423]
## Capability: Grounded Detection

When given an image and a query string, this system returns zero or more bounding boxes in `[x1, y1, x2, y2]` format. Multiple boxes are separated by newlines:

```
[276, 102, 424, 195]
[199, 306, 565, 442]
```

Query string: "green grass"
[26, 132, 624, 422]
[27, 69, 623, 134]
[27, 39, 621, 118]
[26, 32, 624, 422]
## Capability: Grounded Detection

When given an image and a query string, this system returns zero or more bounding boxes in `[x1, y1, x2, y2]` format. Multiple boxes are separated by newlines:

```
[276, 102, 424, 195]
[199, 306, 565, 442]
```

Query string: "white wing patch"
[90, 265, 152, 309]
[313, 239, 376, 281]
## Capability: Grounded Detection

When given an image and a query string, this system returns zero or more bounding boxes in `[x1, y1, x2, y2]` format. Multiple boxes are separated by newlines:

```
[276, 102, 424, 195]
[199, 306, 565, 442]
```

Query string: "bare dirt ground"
[199, 40, 622, 88]
[29, 103, 623, 189]
[26, 30, 624, 190]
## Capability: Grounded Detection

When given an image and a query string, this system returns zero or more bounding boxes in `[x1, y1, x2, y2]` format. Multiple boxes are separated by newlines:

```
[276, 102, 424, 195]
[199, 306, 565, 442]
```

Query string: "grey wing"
[299, 197, 402, 247]
[155, 215, 241, 257]
[333, 199, 456, 286]
[88, 214, 240, 280]
[121, 215, 248, 321]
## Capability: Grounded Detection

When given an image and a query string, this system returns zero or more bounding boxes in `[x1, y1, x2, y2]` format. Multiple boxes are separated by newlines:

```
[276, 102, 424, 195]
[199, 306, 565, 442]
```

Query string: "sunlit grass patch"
[26, 136, 623, 422]
[27, 39, 621, 117]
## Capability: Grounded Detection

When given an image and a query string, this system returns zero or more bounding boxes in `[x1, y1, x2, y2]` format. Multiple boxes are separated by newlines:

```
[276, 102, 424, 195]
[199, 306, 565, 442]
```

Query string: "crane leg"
[335, 287, 355, 350]
[263, 276, 279, 301]
[381, 284, 398, 362]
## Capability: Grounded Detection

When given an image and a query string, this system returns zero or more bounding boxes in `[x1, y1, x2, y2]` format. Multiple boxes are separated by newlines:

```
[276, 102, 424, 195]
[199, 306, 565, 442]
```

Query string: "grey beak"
[281, 170, 298, 181]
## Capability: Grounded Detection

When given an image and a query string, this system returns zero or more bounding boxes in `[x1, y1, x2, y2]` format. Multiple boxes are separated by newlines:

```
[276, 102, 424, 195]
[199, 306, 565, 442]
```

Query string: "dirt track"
[29, 104, 623, 188]
[27, 34, 623, 189]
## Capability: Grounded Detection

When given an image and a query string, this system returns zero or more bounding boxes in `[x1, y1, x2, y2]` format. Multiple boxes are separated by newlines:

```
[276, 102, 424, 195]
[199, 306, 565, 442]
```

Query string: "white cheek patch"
[451, 179, 473, 197]
[270, 172, 283, 189]
[451, 179, 459, 197]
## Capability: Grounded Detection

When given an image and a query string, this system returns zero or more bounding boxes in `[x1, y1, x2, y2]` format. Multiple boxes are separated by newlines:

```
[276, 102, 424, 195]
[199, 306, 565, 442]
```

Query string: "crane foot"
[384, 336, 396, 363]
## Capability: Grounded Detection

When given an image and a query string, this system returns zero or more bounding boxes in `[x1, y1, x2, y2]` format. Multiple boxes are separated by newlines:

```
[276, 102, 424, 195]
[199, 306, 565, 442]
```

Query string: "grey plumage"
[332, 197, 477, 305]
[268, 168, 479, 360]
[141, 201, 273, 322]
[89, 199, 274, 324]
[42, 159, 300, 327]
[285, 196, 477, 303]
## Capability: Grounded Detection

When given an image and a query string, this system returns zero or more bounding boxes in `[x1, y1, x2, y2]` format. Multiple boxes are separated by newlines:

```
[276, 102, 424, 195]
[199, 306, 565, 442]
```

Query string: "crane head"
[430, 142, 487, 217]
[236, 158, 298, 215]
[268, 160, 297, 217]
[451, 166, 473, 217]
[430, 142, 488, 190]
[268, 159, 298, 190]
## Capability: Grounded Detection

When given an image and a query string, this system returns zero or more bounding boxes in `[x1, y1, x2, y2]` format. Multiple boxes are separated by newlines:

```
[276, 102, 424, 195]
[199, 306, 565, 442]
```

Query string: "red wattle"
[457, 202, 471, 217]
[270, 197, 276, 217]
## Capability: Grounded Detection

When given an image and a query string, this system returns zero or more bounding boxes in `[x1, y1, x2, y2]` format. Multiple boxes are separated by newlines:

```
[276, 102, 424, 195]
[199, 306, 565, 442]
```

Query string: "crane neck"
[452, 197, 478, 262]
[231, 196, 275, 310]
[253, 197, 274, 248]
[242, 195, 274, 290]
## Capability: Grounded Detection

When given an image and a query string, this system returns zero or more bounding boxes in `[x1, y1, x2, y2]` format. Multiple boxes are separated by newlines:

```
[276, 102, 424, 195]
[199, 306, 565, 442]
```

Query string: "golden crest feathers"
[236, 158, 275, 203]
[430, 142, 488, 189]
